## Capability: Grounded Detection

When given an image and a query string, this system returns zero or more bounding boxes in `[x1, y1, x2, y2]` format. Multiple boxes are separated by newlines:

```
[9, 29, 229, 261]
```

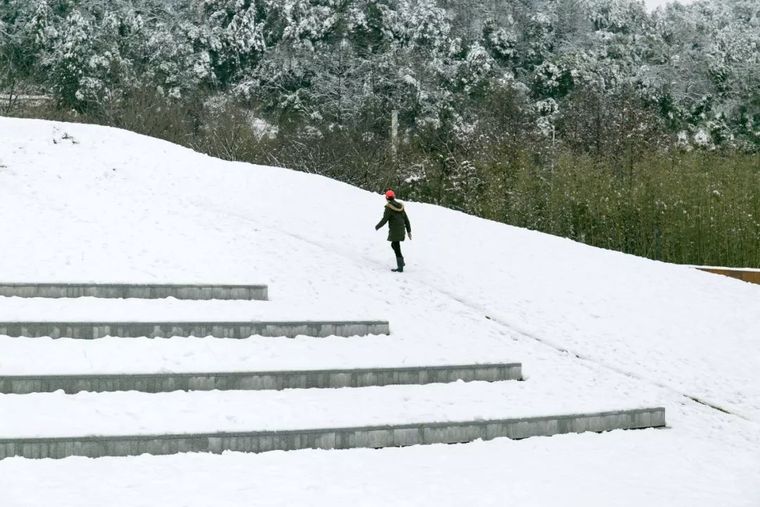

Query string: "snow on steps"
[1, 377, 664, 437]
[0, 281, 666, 460]
[0, 380, 666, 460]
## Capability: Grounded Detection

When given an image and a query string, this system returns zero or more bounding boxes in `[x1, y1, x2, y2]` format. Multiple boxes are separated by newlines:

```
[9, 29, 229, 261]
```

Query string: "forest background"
[2, 0, 759, 266]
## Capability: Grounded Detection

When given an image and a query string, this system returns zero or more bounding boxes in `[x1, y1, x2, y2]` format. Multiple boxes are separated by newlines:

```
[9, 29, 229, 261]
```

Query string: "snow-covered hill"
[0, 117, 758, 506]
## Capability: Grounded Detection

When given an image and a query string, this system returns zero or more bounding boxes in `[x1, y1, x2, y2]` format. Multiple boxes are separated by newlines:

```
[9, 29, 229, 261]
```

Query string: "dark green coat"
[376, 199, 411, 242]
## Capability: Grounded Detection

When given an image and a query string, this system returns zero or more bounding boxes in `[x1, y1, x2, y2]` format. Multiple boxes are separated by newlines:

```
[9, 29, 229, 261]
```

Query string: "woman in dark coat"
[375, 189, 412, 272]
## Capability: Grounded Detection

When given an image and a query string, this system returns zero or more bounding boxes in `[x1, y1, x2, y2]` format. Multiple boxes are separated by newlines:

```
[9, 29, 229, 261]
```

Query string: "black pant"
[391, 241, 403, 259]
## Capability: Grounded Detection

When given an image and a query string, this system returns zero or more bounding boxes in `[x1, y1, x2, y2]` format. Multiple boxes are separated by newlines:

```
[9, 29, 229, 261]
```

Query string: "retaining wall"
[0, 407, 666, 459]
[0, 321, 390, 339]
[0, 283, 268, 300]
[696, 267, 760, 285]
[0, 363, 522, 394]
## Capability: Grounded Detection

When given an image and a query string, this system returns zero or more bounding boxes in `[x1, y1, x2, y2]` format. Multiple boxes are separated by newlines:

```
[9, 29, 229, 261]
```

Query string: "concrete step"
[0, 380, 668, 460]
[0, 363, 523, 394]
[0, 408, 666, 459]
[0, 283, 268, 300]
[0, 320, 390, 339]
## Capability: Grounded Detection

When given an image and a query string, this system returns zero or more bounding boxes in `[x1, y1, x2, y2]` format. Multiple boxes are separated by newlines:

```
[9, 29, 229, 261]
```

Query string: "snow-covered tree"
[184, 0, 266, 87]
[0, 1, 57, 100]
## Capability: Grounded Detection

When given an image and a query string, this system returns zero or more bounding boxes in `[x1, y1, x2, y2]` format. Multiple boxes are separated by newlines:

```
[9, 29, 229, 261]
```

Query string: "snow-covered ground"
[0, 117, 758, 506]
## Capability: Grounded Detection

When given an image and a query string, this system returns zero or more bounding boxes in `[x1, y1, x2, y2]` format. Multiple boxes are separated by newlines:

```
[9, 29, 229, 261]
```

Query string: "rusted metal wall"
[696, 267, 760, 285]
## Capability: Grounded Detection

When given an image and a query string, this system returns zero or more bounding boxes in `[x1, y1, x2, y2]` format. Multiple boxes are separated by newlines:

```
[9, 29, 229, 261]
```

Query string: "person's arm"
[404, 211, 412, 239]
[375, 207, 390, 230]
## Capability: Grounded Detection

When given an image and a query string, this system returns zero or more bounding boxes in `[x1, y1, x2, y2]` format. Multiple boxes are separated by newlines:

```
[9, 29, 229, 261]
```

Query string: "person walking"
[375, 189, 412, 272]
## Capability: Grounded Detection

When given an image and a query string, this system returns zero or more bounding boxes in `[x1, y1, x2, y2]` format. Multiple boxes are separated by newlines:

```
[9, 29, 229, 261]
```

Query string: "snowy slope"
[0, 117, 758, 506]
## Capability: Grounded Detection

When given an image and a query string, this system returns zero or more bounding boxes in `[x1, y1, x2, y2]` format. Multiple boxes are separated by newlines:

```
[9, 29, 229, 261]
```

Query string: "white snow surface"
[0, 117, 758, 506]
[0, 297, 386, 323]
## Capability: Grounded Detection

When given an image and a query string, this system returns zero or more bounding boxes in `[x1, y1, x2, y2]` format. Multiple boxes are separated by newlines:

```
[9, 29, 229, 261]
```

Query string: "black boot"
[392, 256, 404, 272]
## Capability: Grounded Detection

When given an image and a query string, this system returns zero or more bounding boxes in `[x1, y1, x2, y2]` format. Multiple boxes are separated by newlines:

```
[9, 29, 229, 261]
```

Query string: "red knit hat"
[385, 189, 396, 200]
